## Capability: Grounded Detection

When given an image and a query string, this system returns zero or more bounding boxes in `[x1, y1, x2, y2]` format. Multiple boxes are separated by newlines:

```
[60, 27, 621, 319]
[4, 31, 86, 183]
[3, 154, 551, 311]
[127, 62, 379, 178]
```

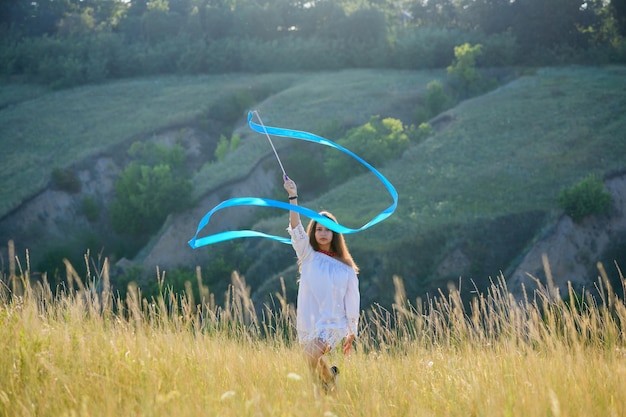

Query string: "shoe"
[321, 366, 339, 394]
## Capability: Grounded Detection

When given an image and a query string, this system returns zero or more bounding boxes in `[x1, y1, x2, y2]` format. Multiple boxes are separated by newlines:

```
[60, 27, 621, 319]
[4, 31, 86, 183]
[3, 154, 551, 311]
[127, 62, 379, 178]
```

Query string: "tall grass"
[1, 245, 625, 416]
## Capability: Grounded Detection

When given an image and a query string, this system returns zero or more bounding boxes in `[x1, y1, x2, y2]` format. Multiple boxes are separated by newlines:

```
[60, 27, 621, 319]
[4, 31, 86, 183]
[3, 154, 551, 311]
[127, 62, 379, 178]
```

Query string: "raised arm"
[283, 175, 300, 228]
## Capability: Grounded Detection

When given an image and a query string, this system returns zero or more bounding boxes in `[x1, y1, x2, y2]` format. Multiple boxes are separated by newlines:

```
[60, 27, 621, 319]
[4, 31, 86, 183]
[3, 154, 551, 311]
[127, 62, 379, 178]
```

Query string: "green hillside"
[1, 67, 625, 307]
[244, 66, 626, 305]
[190, 69, 444, 197]
[0, 73, 299, 217]
[375, 66, 626, 234]
[0, 70, 443, 219]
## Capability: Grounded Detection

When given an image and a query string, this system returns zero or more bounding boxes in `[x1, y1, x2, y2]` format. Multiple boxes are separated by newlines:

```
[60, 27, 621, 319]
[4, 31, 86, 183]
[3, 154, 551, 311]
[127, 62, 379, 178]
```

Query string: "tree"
[110, 162, 192, 236]
[299, 0, 346, 37]
[128, 0, 149, 17]
[232, 3, 282, 40]
[324, 116, 412, 184]
[0, 0, 29, 33]
[110, 142, 192, 237]
[510, 0, 591, 53]
[20, 0, 73, 36]
[337, 7, 387, 43]
[447, 43, 483, 97]
[611, 0, 626, 36]
[199, 3, 234, 39]
[460, 0, 516, 35]
[142, 8, 184, 43]
[409, 0, 460, 29]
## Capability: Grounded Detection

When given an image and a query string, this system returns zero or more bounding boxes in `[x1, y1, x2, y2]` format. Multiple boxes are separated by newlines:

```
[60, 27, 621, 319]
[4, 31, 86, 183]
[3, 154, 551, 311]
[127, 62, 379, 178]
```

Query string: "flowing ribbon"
[188, 111, 398, 248]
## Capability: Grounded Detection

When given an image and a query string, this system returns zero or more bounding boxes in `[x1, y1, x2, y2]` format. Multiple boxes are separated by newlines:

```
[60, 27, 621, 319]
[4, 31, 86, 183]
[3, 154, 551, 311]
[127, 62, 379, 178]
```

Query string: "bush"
[214, 135, 230, 161]
[447, 43, 483, 97]
[110, 163, 192, 236]
[416, 122, 435, 140]
[413, 80, 454, 125]
[214, 133, 241, 161]
[557, 175, 611, 223]
[425, 80, 451, 117]
[324, 116, 412, 184]
[81, 195, 99, 222]
[37, 246, 76, 284]
[230, 133, 241, 151]
[110, 142, 192, 237]
[112, 242, 251, 304]
[51, 167, 81, 193]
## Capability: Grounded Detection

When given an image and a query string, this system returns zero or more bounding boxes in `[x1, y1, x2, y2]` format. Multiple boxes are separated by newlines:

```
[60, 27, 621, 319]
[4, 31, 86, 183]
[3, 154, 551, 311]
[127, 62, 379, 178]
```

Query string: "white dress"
[287, 222, 360, 347]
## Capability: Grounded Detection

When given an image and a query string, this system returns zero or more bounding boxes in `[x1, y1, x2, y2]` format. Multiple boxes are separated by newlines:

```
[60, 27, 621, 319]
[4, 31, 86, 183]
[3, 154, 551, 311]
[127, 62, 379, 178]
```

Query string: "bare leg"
[302, 337, 333, 383]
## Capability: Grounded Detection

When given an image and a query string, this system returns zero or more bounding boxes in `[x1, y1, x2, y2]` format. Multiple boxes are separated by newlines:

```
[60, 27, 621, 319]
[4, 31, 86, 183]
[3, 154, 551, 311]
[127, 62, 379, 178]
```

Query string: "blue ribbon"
[188, 111, 398, 248]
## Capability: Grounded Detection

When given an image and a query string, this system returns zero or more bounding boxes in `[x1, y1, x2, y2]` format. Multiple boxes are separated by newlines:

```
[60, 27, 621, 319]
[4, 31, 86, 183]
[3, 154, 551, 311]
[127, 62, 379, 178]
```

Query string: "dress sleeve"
[345, 272, 360, 336]
[286, 222, 313, 261]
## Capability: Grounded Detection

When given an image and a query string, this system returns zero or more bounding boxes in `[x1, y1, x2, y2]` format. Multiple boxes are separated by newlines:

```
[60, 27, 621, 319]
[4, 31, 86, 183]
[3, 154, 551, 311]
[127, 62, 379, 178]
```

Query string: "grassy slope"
[0, 73, 299, 217]
[0, 83, 50, 107]
[247, 66, 626, 302]
[0, 69, 439, 218]
[2, 67, 625, 300]
[191, 69, 442, 197]
[375, 66, 626, 238]
[4, 67, 623, 221]
[253, 66, 626, 241]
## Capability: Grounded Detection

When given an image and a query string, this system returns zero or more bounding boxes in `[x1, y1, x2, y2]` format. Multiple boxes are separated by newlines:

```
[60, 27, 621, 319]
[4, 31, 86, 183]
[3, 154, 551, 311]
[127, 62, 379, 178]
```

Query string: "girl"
[283, 176, 360, 394]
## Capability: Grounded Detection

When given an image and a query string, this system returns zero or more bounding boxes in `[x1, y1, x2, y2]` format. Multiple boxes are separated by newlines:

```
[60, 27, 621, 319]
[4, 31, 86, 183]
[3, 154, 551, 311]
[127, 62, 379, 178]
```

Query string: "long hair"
[306, 211, 359, 273]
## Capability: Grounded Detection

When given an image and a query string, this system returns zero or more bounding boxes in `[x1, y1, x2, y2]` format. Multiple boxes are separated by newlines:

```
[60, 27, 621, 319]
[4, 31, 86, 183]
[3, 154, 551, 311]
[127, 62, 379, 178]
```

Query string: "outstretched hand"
[284, 175, 297, 197]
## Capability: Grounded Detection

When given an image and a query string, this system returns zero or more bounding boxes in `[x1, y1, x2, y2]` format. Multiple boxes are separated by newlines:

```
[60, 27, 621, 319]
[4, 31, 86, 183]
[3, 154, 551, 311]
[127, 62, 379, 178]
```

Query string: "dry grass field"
[1, 248, 625, 417]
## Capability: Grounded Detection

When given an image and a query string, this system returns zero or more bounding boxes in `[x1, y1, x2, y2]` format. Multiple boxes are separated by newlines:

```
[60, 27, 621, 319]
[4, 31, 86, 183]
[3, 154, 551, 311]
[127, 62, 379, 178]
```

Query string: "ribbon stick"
[188, 111, 398, 249]
[252, 110, 287, 178]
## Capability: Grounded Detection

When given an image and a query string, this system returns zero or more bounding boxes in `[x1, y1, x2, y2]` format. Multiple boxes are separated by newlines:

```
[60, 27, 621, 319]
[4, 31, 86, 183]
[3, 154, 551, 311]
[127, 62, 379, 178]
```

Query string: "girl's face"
[314, 224, 333, 251]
